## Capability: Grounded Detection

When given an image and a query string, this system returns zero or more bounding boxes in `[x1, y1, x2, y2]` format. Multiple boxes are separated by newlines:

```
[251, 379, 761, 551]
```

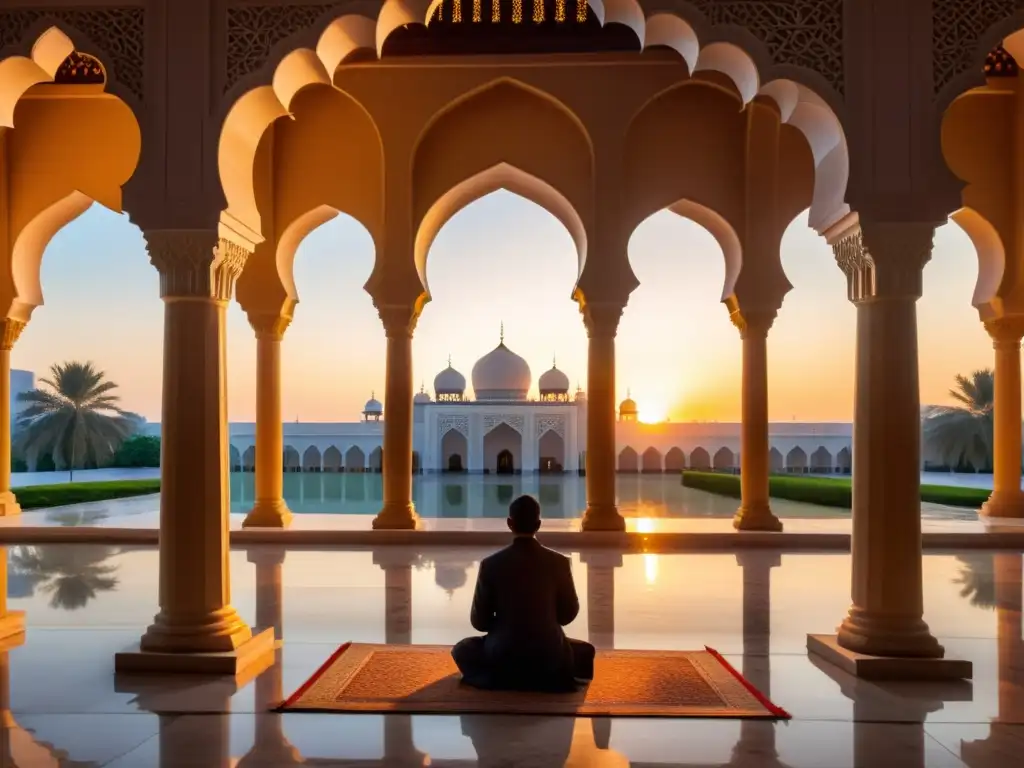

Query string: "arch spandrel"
[623, 83, 747, 231]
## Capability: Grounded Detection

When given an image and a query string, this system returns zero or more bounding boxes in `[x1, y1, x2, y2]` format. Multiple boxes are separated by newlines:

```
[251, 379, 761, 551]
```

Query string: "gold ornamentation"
[533, 0, 545, 24]
[52, 51, 105, 85]
[690, 0, 844, 94]
[575, 0, 587, 23]
[581, 302, 624, 338]
[0, 8, 144, 100]
[555, 0, 566, 22]
[985, 45, 1019, 77]
[831, 222, 934, 303]
[932, 0, 1017, 93]
[144, 230, 251, 301]
[512, 0, 523, 24]
[0, 319, 25, 351]
[376, 304, 420, 338]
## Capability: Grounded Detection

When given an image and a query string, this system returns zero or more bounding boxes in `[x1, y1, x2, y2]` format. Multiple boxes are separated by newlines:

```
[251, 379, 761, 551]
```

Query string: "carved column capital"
[376, 304, 420, 339]
[985, 315, 1024, 350]
[0, 319, 26, 352]
[581, 302, 624, 339]
[144, 230, 251, 301]
[829, 220, 935, 304]
[731, 309, 777, 339]
[248, 312, 292, 342]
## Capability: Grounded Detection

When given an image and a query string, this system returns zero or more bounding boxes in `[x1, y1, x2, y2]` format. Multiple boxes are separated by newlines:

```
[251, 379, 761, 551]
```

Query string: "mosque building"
[218, 327, 856, 476]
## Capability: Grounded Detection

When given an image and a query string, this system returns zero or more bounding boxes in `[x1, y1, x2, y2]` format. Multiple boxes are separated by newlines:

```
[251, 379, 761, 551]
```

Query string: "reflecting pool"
[227, 473, 978, 520]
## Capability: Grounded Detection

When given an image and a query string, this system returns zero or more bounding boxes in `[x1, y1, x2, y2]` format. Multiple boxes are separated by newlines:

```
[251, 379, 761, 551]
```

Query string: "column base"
[836, 608, 945, 659]
[372, 502, 420, 530]
[115, 627, 275, 676]
[807, 634, 971, 681]
[733, 502, 783, 532]
[581, 504, 626, 532]
[137, 605, 255, 654]
[243, 499, 294, 528]
[981, 490, 1024, 519]
[0, 491, 21, 517]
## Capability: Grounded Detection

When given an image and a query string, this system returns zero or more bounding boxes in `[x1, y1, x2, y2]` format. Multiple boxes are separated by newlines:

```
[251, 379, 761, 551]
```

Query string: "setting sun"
[638, 401, 669, 424]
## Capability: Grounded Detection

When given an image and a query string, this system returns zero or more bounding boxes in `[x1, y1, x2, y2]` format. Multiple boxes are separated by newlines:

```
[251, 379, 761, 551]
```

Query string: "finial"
[627, 387, 632, 398]
[448, 354, 452, 367]
[552, 353, 557, 368]
[371, 390, 375, 400]
[500, 321, 505, 344]
[420, 381, 425, 394]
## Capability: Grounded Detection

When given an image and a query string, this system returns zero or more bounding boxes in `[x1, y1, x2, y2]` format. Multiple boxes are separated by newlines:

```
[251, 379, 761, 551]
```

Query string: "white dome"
[434, 361, 466, 397]
[539, 363, 569, 394]
[364, 395, 383, 414]
[414, 390, 432, 404]
[472, 334, 531, 401]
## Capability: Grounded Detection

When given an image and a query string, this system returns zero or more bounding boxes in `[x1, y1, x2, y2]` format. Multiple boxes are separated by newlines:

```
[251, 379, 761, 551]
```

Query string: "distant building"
[10, 369, 33, 421]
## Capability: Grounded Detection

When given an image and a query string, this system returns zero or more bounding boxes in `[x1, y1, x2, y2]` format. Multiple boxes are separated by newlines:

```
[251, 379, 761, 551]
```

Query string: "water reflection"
[8, 545, 120, 610]
[227, 473, 784, 519]
[955, 554, 997, 609]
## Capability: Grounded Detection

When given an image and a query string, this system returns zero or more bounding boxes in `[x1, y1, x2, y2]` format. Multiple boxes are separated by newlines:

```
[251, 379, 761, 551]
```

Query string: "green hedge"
[15, 479, 160, 510]
[681, 471, 990, 509]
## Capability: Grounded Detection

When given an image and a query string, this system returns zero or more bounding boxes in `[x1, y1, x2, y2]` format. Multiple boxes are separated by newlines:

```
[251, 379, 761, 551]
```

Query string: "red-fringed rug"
[277, 643, 790, 719]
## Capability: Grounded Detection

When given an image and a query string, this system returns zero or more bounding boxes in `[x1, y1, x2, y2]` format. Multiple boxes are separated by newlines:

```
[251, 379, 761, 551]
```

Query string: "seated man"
[452, 494, 595, 692]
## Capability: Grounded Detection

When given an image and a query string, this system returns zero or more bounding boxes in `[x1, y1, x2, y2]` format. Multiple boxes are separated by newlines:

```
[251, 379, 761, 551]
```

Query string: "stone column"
[116, 231, 272, 673]
[0, 321, 23, 518]
[826, 220, 943, 660]
[373, 305, 419, 530]
[581, 302, 625, 532]
[733, 310, 782, 532]
[243, 313, 293, 528]
[982, 317, 1024, 518]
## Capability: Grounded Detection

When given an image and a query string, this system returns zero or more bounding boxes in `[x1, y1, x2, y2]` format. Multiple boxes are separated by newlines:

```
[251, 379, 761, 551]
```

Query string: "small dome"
[434, 359, 466, 397]
[435, 563, 468, 595]
[363, 394, 383, 414]
[619, 395, 638, 415]
[574, 384, 586, 401]
[539, 361, 569, 395]
[472, 325, 531, 400]
[414, 383, 432, 404]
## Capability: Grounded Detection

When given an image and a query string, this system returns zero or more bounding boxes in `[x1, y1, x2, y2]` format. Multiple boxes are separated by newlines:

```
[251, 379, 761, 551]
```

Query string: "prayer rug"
[278, 643, 790, 718]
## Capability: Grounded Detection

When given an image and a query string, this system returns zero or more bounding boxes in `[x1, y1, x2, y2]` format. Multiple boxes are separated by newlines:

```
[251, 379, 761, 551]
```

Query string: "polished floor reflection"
[0, 545, 1019, 765]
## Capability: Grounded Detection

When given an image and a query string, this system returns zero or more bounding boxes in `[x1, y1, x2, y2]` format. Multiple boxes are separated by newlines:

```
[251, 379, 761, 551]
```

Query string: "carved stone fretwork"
[0, 8, 145, 101]
[690, 0, 844, 93]
[248, 312, 293, 341]
[932, 0, 1019, 93]
[536, 415, 566, 439]
[0, 319, 25, 352]
[580, 302, 623, 339]
[483, 414, 525, 434]
[225, 3, 336, 92]
[376, 304, 420, 338]
[830, 221, 935, 304]
[730, 309, 777, 339]
[438, 414, 469, 439]
[144, 231, 251, 301]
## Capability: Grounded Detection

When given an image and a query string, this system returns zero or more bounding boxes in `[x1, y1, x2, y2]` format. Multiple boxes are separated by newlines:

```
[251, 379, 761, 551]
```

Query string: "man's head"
[507, 494, 542, 536]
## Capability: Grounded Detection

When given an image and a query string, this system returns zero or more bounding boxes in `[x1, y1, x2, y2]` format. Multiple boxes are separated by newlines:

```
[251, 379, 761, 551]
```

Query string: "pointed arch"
[617, 446, 638, 473]
[689, 447, 711, 470]
[229, 445, 242, 471]
[303, 445, 323, 472]
[665, 447, 686, 472]
[769, 447, 784, 473]
[786, 446, 808, 473]
[810, 446, 832, 473]
[641, 446, 663, 473]
[836, 446, 851, 473]
[344, 445, 365, 472]
[242, 446, 256, 472]
[712, 447, 734, 471]
[283, 445, 301, 472]
[323, 445, 343, 472]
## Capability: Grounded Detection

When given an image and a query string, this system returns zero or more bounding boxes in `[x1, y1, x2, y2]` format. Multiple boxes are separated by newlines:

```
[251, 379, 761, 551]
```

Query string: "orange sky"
[12, 197, 992, 424]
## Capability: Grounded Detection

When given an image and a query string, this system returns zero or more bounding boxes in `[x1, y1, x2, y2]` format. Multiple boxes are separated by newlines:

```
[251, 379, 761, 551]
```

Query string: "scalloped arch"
[952, 207, 1006, 321]
[667, 199, 742, 304]
[217, 13, 379, 248]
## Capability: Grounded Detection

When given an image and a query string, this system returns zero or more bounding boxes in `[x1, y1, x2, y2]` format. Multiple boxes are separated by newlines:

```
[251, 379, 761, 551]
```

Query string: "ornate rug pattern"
[278, 643, 790, 718]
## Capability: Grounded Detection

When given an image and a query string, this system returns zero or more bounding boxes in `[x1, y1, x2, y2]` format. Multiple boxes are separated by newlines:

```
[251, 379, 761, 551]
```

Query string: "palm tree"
[922, 369, 994, 472]
[13, 361, 140, 481]
[954, 554, 996, 609]
[9, 545, 120, 610]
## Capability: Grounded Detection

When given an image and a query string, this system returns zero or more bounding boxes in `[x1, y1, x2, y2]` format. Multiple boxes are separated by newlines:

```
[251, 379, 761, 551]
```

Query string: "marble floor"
[0, 543, 1019, 766]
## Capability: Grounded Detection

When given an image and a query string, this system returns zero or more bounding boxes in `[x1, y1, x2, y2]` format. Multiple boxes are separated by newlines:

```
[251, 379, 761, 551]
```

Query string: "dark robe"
[452, 536, 594, 691]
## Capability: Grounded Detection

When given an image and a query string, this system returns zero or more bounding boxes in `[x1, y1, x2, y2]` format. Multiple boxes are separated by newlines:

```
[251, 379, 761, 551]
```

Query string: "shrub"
[112, 435, 161, 468]
[15, 479, 160, 510]
[681, 471, 989, 509]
